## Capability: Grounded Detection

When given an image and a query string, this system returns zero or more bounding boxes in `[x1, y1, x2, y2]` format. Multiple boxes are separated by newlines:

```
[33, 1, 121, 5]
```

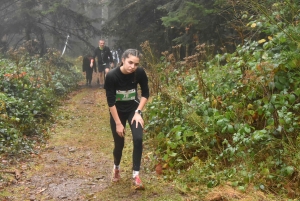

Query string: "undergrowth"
[143, 1, 300, 200]
[0, 42, 82, 155]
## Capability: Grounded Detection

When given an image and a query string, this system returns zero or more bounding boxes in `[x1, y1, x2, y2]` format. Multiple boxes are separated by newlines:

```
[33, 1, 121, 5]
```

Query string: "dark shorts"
[98, 63, 110, 72]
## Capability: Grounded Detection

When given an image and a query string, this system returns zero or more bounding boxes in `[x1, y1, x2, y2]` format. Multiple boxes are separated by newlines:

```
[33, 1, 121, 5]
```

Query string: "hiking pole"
[61, 34, 70, 57]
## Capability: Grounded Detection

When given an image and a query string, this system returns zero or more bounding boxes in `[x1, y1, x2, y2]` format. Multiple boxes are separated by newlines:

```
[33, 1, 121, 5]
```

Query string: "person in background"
[117, 47, 123, 66]
[104, 49, 149, 190]
[82, 53, 96, 87]
[111, 49, 118, 69]
[91, 40, 114, 88]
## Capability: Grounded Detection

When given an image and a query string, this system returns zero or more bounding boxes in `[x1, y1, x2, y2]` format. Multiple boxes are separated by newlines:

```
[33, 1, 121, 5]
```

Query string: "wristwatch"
[135, 109, 142, 115]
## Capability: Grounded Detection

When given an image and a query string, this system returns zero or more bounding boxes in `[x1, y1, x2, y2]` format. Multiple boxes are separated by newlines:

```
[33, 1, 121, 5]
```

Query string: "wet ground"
[0, 74, 273, 201]
[0, 75, 187, 201]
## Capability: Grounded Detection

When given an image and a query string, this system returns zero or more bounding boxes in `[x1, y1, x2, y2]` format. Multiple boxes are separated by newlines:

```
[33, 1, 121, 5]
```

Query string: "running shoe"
[111, 168, 120, 182]
[132, 175, 145, 190]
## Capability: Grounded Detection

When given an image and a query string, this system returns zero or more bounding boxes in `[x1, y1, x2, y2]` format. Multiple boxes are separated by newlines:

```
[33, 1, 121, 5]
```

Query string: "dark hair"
[118, 49, 142, 67]
[121, 49, 142, 60]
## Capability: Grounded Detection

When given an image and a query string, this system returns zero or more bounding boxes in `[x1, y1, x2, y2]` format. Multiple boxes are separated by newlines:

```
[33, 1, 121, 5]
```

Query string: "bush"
[144, 1, 300, 198]
[0, 47, 81, 154]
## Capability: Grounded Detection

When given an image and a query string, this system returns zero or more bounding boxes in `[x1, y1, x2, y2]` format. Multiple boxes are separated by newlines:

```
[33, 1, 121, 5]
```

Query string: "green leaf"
[286, 166, 294, 176]
[231, 181, 238, 187]
[184, 130, 194, 137]
[167, 141, 178, 149]
[227, 125, 234, 133]
[244, 127, 251, 133]
[207, 180, 216, 188]
[259, 184, 265, 190]
[261, 168, 270, 176]
[169, 152, 177, 157]
[238, 185, 246, 192]
[221, 126, 227, 133]
[294, 88, 300, 96]
[175, 131, 182, 140]
[288, 94, 296, 104]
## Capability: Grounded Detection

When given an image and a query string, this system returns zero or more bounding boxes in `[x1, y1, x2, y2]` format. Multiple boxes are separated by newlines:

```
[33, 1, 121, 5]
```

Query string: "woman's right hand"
[116, 123, 125, 137]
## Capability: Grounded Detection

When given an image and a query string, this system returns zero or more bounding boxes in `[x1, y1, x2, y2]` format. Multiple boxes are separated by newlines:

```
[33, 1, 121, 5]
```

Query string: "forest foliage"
[104, 0, 274, 56]
[0, 43, 81, 154]
[1, 0, 300, 199]
[0, 0, 103, 56]
[142, 0, 300, 199]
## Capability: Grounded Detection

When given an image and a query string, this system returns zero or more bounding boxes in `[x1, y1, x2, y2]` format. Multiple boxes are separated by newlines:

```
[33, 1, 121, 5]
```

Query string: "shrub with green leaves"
[0, 47, 81, 154]
[145, 0, 300, 197]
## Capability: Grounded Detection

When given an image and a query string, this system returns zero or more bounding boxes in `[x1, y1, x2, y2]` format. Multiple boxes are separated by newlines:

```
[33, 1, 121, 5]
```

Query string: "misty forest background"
[1, 0, 300, 199]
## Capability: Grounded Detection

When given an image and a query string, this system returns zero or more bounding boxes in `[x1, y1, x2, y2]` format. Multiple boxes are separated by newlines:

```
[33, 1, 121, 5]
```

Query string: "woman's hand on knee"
[131, 113, 144, 128]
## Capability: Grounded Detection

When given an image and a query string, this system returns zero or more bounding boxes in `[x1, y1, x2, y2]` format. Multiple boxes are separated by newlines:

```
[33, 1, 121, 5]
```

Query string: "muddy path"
[0, 75, 188, 201]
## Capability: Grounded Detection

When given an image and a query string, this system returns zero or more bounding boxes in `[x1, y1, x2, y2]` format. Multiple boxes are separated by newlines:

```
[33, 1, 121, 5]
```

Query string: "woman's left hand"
[131, 113, 144, 128]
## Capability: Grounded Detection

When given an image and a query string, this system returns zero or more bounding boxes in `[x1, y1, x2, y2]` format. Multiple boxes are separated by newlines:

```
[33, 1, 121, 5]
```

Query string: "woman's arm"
[109, 105, 125, 137]
[131, 68, 149, 128]
[131, 97, 148, 128]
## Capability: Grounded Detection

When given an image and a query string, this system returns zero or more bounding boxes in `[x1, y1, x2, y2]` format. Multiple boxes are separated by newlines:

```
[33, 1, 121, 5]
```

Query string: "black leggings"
[86, 68, 93, 84]
[110, 110, 143, 171]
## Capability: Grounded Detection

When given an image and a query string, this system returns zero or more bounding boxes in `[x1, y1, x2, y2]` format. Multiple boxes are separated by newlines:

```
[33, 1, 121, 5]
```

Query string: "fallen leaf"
[155, 163, 163, 175]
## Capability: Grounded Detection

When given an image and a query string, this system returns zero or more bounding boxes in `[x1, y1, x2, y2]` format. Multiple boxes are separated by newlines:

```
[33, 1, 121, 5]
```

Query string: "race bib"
[116, 89, 136, 101]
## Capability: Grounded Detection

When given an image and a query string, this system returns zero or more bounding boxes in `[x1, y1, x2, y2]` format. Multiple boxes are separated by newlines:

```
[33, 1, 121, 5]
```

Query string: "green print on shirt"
[116, 89, 136, 101]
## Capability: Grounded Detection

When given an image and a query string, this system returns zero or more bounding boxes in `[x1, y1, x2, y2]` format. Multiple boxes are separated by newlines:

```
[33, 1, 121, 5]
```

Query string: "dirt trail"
[0, 75, 187, 201]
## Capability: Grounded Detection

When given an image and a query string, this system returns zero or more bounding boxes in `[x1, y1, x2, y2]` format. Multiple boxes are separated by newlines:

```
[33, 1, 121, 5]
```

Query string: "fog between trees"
[1, 0, 269, 58]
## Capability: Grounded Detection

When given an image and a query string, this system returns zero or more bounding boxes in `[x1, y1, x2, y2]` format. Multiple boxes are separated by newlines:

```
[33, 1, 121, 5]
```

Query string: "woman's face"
[121, 55, 139, 74]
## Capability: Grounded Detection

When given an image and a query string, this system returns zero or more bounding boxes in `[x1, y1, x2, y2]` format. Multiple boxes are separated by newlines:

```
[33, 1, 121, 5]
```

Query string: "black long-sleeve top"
[92, 46, 113, 65]
[105, 66, 150, 113]
[82, 56, 96, 72]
